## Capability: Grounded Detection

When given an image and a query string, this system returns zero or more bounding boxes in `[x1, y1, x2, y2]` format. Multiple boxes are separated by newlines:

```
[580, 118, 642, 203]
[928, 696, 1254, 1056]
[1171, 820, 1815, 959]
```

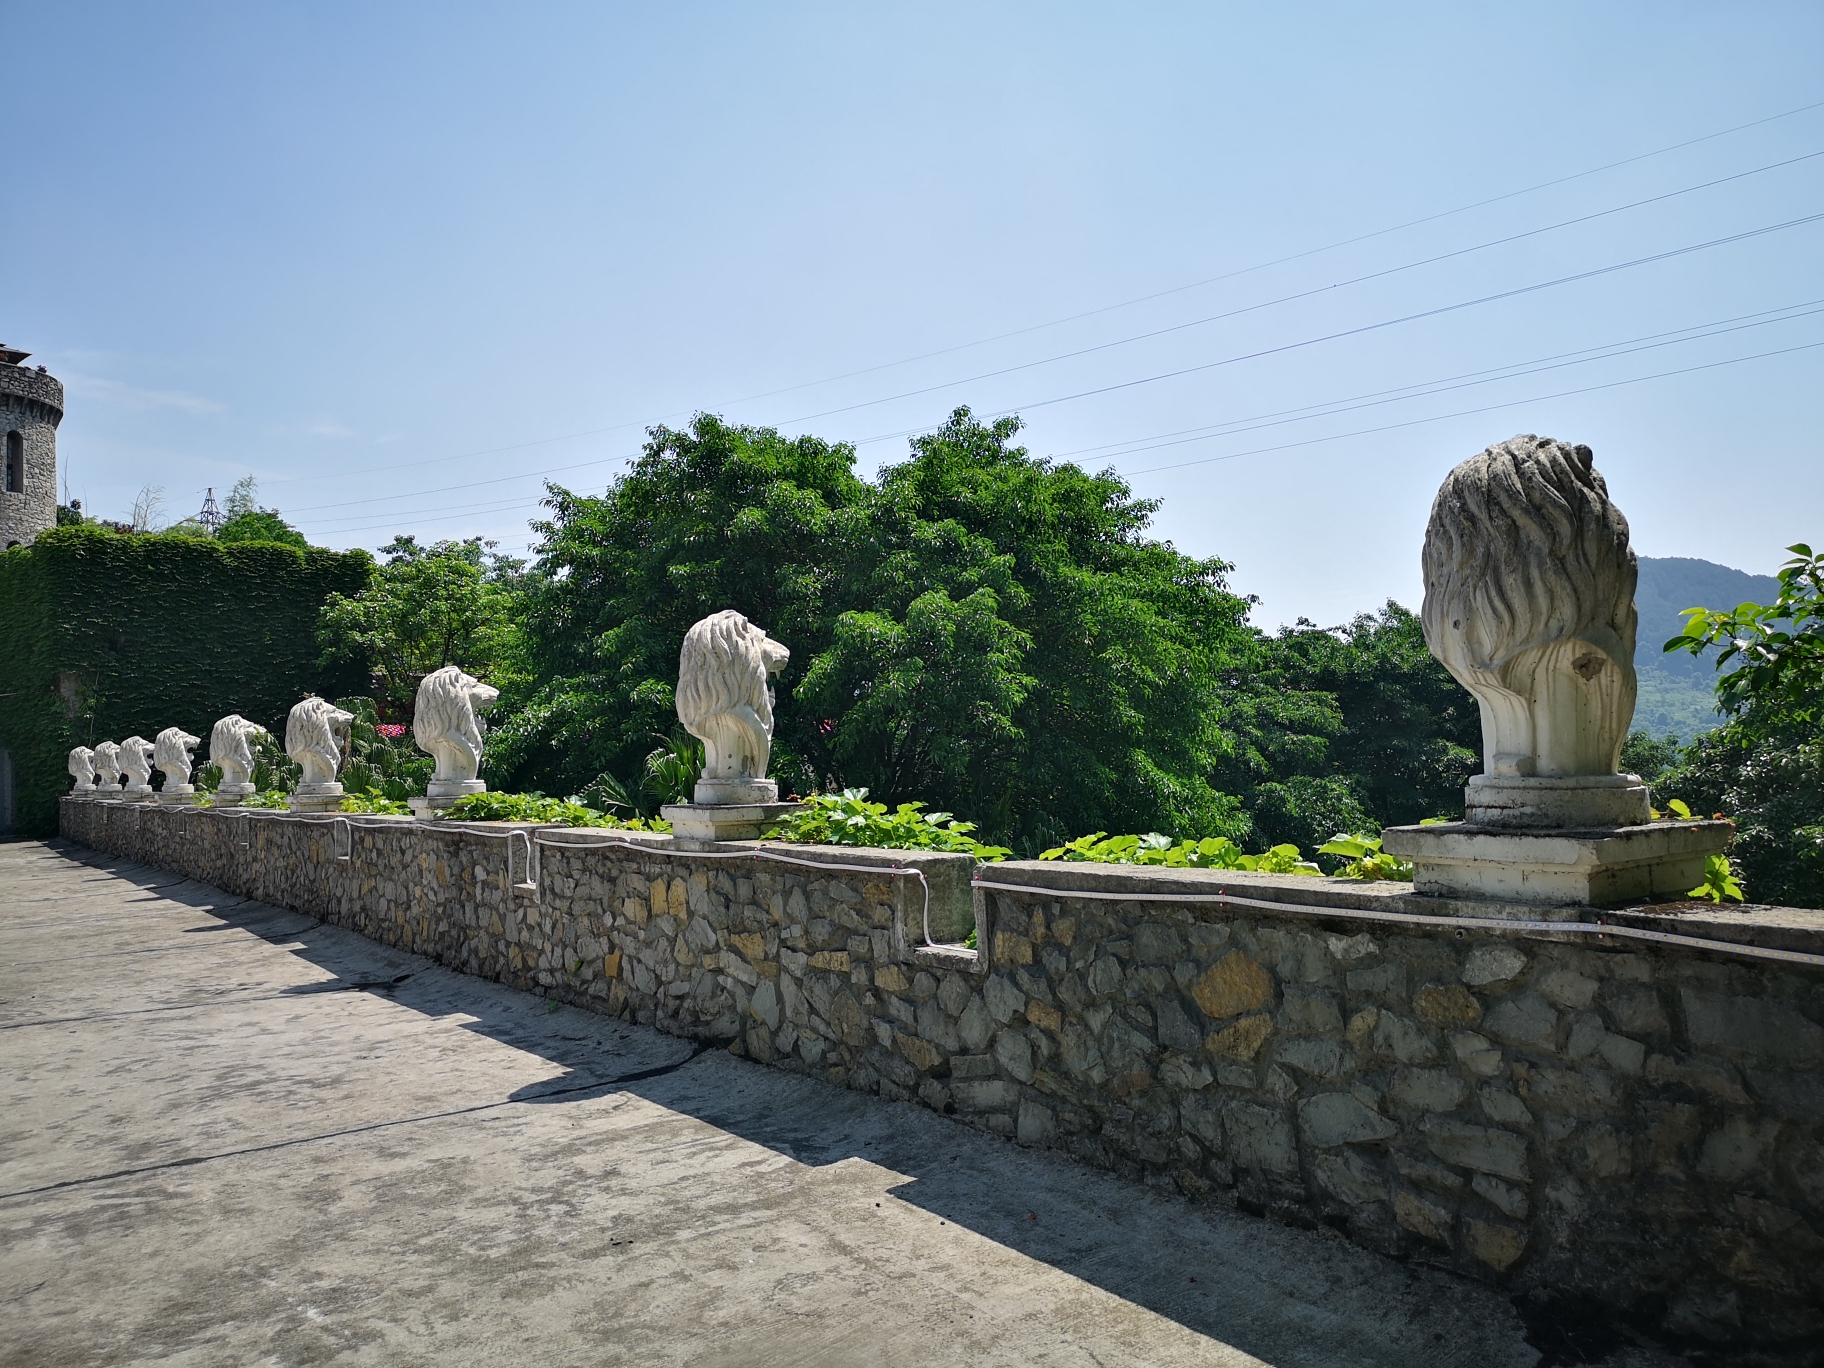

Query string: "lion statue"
[68, 746, 96, 792]
[155, 726, 202, 790]
[118, 736, 156, 795]
[413, 665, 500, 785]
[285, 696, 354, 785]
[1421, 434, 1637, 783]
[208, 714, 268, 790]
[676, 610, 790, 796]
[92, 741, 123, 795]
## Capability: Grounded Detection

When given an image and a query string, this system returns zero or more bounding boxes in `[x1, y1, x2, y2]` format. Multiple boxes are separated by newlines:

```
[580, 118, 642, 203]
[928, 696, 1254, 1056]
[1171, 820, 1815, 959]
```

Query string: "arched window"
[3, 432, 21, 494]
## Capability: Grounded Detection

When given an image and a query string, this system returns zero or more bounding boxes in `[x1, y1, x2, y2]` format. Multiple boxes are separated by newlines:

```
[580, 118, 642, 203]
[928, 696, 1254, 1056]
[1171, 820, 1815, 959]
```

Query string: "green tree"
[1661, 544, 1824, 907]
[218, 509, 308, 548]
[1228, 604, 1480, 847]
[318, 535, 525, 712]
[490, 408, 1260, 851]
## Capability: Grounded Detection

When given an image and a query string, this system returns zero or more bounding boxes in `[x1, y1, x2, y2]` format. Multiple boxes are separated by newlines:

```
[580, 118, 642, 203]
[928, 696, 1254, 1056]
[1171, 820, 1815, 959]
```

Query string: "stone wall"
[59, 797, 1824, 1351]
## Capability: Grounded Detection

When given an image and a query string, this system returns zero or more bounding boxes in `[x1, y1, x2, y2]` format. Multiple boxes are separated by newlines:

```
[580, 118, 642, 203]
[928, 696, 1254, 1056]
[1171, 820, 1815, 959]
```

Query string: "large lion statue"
[68, 746, 96, 792]
[413, 665, 500, 784]
[155, 726, 202, 789]
[208, 714, 268, 789]
[1421, 434, 1637, 781]
[118, 736, 156, 794]
[92, 741, 123, 794]
[676, 610, 790, 788]
[285, 696, 354, 785]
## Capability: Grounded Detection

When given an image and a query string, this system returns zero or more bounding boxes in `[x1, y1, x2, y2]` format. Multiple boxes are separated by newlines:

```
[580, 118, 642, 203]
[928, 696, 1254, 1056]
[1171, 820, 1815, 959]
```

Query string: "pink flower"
[376, 723, 407, 739]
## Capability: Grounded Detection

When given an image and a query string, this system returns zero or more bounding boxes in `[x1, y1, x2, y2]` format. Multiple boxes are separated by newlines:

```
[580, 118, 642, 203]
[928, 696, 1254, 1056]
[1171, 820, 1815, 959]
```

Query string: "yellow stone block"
[1193, 950, 1272, 1019]
[1025, 999, 1063, 1033]
[1207, 1013, 1273, 1061]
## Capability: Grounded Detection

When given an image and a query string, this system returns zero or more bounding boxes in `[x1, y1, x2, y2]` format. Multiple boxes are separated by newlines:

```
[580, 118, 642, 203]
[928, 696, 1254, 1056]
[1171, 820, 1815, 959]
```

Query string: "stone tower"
[0, 345, 62, 549]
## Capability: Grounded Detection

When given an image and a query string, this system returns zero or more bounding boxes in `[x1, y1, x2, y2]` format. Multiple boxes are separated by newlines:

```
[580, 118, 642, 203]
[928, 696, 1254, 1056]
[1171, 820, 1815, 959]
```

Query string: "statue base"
[692, 777, 779, 806]
[662, 800, 803, 845]
[288, 783, 345, 814]
[92, 789, 123, 802]
[158, 785, 198, 806]
[410, 779, 486, 818]
[1381, 819, 1734, 907]
[212, 783, 254, 808]
[121, 784, 157, 803]
[1464, 773, 1651, 829]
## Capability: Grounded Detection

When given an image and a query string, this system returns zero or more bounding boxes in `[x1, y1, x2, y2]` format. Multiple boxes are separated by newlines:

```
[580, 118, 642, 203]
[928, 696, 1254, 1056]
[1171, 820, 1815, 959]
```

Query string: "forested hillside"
[1634, 556, 1779, 739]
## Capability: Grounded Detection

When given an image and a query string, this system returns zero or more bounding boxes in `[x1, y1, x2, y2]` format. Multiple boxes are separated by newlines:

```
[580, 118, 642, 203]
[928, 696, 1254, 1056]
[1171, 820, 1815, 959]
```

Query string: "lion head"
[118, 736, 156, 790]
[285, 696, 354, 786]
[208, 714, 268, 789]
[676, 609, 790, 782]
[68, 747, 96, 791]
[92, 741, 123, 789]
[412, 665, 500, 784]
[1421, 434, 1637, 778]
[154, 727, 202, 787]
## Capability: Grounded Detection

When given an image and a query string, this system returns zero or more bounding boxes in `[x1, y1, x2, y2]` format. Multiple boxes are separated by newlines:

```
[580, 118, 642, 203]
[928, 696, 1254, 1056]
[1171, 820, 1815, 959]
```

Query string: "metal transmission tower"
[197, 487, 225, 535]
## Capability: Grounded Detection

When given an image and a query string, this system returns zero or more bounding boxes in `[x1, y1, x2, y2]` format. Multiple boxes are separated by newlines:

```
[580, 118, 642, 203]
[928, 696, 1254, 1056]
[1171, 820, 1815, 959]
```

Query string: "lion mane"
[285, 696, 354, 785]
[1421, 434, 1637, 778]
[208, 715, 268, 788]
[155, 726, 202, 786]
[93, 741, 123, 789]
[676, 610, 791, 782]
[118, 736, 156, 790]
[412, 666, 500, 783]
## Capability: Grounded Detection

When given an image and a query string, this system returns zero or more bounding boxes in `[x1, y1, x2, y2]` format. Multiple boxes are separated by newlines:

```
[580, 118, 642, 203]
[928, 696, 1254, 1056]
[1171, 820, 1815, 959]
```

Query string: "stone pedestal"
[409, 779, 486, 819]
[158, 785, 198, 806]
[288, 782, 345, 814]
[661, 801, 802, 845]
[121, 784, 156, 803]
[692, 776, 779, 806]
[1464, 773, 1651, 828]
[93, 788, 124, 802]
[1382, 819, 1733, 907]
[212, 783, 254, 808]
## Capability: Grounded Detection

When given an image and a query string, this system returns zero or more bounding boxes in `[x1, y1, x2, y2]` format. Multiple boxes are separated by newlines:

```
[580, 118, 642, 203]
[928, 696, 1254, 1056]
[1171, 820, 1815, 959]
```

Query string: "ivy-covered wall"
[0, 527, 374, 835]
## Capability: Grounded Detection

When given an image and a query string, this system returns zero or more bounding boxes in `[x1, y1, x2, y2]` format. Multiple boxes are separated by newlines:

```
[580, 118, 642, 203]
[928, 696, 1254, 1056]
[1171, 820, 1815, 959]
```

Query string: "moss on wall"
[0, 528, 374, 834]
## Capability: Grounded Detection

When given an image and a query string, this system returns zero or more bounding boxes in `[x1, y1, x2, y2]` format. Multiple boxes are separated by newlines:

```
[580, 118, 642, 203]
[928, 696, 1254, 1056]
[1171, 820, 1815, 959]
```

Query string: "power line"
[283, 211, 1824, 521]
[268, 96, 1824, 492]
[989, 212, 1824, 420]
[1113, 339, 1824, 478]
[303, 308, 1824, 539]
[690, 98, 1824, 412]
[1047, 301, 1824, 463]
[767, 152, 1824, 428]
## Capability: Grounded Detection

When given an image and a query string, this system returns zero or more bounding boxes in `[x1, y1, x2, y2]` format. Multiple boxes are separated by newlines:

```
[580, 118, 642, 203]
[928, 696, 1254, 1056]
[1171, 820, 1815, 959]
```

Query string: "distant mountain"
[1631, 556, 1781, 740]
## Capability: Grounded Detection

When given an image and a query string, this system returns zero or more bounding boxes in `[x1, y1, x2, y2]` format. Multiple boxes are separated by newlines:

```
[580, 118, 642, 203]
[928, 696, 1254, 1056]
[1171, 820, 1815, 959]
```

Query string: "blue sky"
[8, 1, 1822, 625]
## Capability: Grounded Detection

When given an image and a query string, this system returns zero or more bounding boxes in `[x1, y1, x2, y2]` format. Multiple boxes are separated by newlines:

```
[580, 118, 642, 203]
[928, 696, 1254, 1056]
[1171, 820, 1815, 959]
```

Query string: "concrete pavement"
[0, 839, 1668, 1366]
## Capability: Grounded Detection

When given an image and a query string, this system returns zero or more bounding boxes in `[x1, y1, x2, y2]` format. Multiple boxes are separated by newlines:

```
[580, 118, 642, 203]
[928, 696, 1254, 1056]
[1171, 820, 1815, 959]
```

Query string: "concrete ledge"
[1383, 820, 1733, 906]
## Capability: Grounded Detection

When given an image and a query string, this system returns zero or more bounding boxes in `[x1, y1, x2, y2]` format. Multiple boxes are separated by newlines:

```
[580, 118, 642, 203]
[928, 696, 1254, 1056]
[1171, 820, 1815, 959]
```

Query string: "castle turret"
[0, 345, 62, 548]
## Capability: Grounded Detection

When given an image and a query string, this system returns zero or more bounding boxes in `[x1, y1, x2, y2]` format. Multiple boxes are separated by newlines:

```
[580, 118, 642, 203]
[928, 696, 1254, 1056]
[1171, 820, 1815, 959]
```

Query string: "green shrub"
[1316, 832, 1413, 881]
[766, 788, 1010, 860]
[441, 791, 669, 830]
[339, 793, 412, 816]
[1040, 831, 1319, 874]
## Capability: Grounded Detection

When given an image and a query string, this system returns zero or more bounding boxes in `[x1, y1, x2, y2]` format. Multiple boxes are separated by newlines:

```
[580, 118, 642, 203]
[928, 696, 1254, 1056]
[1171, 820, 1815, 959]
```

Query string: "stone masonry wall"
[59, 797, 1824, 1352]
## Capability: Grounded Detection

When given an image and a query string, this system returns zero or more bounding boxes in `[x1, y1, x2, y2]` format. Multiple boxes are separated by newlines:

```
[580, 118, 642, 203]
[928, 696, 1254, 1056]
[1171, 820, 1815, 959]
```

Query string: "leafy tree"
[490, 408, 1260, 852]
[1660, 544, 1824, 908]
[317, 535, 525, 712]
[1619, 730, 1682, 788]
[218, 509, 308, 548]
[1230, 604, 1480, 845]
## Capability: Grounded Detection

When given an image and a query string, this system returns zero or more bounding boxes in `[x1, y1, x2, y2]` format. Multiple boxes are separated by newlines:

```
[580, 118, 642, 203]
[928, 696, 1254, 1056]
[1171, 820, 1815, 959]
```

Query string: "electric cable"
[290, 213, 1824, 526]
[264, 97, 1824, 493]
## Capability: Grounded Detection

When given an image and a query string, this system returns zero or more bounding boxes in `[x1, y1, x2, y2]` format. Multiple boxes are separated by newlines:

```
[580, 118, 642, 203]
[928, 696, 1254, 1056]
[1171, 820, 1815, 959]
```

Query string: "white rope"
[971, 876, 1824, 970]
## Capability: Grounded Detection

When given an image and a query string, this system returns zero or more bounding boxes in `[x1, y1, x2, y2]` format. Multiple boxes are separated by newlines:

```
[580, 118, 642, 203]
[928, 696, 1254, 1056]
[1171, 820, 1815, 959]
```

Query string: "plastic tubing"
[970, 876, 1824, 970]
